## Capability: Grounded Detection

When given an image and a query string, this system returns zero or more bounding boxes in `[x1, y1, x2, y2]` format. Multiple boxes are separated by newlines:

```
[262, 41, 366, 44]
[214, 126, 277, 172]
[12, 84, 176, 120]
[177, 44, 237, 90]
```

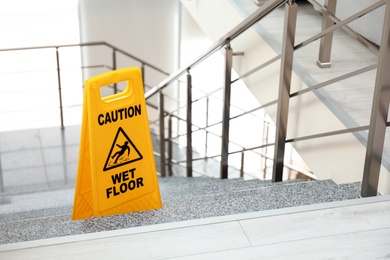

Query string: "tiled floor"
[0, 125, 80, 195]
[1, 195, 389, 259]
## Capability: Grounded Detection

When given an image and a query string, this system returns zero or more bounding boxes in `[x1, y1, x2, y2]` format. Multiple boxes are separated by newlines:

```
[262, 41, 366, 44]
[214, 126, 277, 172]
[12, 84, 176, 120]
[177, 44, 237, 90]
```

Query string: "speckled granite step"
[0, 177, 362, 245]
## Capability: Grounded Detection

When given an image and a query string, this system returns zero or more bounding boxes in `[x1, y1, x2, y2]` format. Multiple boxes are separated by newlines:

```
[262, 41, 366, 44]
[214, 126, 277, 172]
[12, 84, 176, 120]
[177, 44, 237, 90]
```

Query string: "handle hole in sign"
[100, 80, 128, 99]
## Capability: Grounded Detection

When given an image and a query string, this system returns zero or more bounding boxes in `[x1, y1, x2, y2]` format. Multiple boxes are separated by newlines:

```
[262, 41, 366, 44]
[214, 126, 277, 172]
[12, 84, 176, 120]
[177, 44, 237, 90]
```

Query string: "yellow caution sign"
[72, 67, 162, 220]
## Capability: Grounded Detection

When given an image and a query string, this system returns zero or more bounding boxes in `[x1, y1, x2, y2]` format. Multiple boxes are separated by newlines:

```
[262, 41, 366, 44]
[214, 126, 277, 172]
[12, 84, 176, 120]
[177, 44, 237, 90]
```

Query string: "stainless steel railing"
[0, 41, 169, 130]
[1, 0, 388, 197]
[145, 0, 390, 197]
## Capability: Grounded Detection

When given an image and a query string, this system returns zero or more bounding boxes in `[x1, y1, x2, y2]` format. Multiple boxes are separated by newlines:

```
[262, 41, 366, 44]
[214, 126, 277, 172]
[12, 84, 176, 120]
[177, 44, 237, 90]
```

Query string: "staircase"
[0, 176, 361, 245]
[178, 0, 390, 194]
[1, 1, 390, 257]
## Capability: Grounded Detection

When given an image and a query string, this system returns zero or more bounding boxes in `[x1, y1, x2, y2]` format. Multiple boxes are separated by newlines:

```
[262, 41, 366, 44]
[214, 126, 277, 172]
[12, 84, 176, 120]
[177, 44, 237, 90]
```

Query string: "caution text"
[106, 168, 144, 199]
[98, 104, 141, 126]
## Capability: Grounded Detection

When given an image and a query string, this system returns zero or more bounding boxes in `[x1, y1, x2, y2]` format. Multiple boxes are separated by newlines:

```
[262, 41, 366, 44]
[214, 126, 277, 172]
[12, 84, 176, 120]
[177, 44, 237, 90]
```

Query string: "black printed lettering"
[106, 168, 144, 199]
[97, 104, 142, 126]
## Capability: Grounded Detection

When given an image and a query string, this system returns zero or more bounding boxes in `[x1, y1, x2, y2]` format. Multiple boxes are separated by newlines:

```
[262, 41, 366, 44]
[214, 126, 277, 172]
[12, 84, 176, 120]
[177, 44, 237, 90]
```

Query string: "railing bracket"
[233, 52, 245, 56]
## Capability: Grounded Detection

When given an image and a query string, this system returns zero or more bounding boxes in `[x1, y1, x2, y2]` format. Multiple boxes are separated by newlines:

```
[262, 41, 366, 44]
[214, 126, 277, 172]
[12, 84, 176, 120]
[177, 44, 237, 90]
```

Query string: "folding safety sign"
[72, 67, 162, 220]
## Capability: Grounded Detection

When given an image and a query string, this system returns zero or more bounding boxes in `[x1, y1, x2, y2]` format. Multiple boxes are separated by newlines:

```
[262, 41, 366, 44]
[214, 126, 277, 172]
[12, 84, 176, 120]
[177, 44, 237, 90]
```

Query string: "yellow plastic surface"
[72, 67, 162, 220]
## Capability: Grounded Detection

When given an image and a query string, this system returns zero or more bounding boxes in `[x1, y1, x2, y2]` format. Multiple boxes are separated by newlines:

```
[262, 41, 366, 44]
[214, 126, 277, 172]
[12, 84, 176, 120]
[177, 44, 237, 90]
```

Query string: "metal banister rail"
[0, 41, 169, 129]
[0, 42, 169, 76]
[1, 0, 388, 196]
[146, 0, 390, 197]
[144, 0, 287, 100]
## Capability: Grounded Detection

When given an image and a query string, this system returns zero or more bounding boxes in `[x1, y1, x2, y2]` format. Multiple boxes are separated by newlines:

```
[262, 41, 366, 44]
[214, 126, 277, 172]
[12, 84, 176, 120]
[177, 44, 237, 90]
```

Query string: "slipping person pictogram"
[103, 127, 143, 171]
[112, 141, 130, 164]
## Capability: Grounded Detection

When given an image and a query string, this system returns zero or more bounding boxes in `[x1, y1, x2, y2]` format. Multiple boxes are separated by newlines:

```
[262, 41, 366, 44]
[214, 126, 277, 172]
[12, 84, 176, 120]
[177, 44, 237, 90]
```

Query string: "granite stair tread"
[0, 177, 362, 245]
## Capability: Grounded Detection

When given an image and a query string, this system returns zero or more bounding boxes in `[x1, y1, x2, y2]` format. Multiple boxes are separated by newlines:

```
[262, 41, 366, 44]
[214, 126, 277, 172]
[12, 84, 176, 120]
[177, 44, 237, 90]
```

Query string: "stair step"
[0, 177, 362, 245]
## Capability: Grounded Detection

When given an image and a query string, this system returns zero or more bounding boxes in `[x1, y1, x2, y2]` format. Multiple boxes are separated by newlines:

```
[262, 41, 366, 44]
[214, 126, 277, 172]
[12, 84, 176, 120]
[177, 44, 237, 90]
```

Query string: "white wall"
[0, 0, 80, 49]
[0, 0, 82, 131]
[78, 0, 179, 86]
[78, 0, 181, 130]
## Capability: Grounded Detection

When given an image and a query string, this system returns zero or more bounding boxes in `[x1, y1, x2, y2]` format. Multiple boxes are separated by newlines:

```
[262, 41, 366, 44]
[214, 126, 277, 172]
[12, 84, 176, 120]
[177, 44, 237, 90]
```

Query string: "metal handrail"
[147, 0, 390, 193]
[144, 0, 287, 99]
[0, 41, 170, 76]
[158, 66, 382, 179]
[2, 0, 387, 193]
[0, 41, 169, 129]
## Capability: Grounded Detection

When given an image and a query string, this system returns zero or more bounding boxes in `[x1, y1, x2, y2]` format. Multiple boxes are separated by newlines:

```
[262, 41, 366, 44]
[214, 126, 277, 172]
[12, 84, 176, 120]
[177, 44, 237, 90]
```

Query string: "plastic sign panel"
[72, 67, 162, 220]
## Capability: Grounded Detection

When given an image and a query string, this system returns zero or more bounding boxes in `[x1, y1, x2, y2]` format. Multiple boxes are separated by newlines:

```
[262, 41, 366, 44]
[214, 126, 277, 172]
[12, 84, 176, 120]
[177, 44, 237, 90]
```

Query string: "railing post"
[168, 115, 173, 177]
[272, 0, 297, 182]
[55, 47, 65, 130]
[361, 1, 390, 197]
[220, 43, 233, 179]
[112, 49, 117, 93]
[263, 119, 269, 179]
[186, 72, 193, 177]
[205, 97, 210, 157]
[0, 155, 4, 193]
[317, 0, 337, 68]
[159, 90, 166, 177]
[141, 64, 145, 91]
[240, 152, 245, 178]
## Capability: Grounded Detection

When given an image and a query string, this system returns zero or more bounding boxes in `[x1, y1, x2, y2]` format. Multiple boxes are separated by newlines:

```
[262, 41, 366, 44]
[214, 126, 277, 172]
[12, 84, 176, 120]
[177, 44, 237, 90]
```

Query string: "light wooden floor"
[1, 195, 389, 259]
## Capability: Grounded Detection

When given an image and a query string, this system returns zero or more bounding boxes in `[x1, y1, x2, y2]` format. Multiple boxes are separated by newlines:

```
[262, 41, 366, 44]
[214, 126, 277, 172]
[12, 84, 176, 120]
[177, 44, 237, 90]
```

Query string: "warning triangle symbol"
[103, 127, 143, 171]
